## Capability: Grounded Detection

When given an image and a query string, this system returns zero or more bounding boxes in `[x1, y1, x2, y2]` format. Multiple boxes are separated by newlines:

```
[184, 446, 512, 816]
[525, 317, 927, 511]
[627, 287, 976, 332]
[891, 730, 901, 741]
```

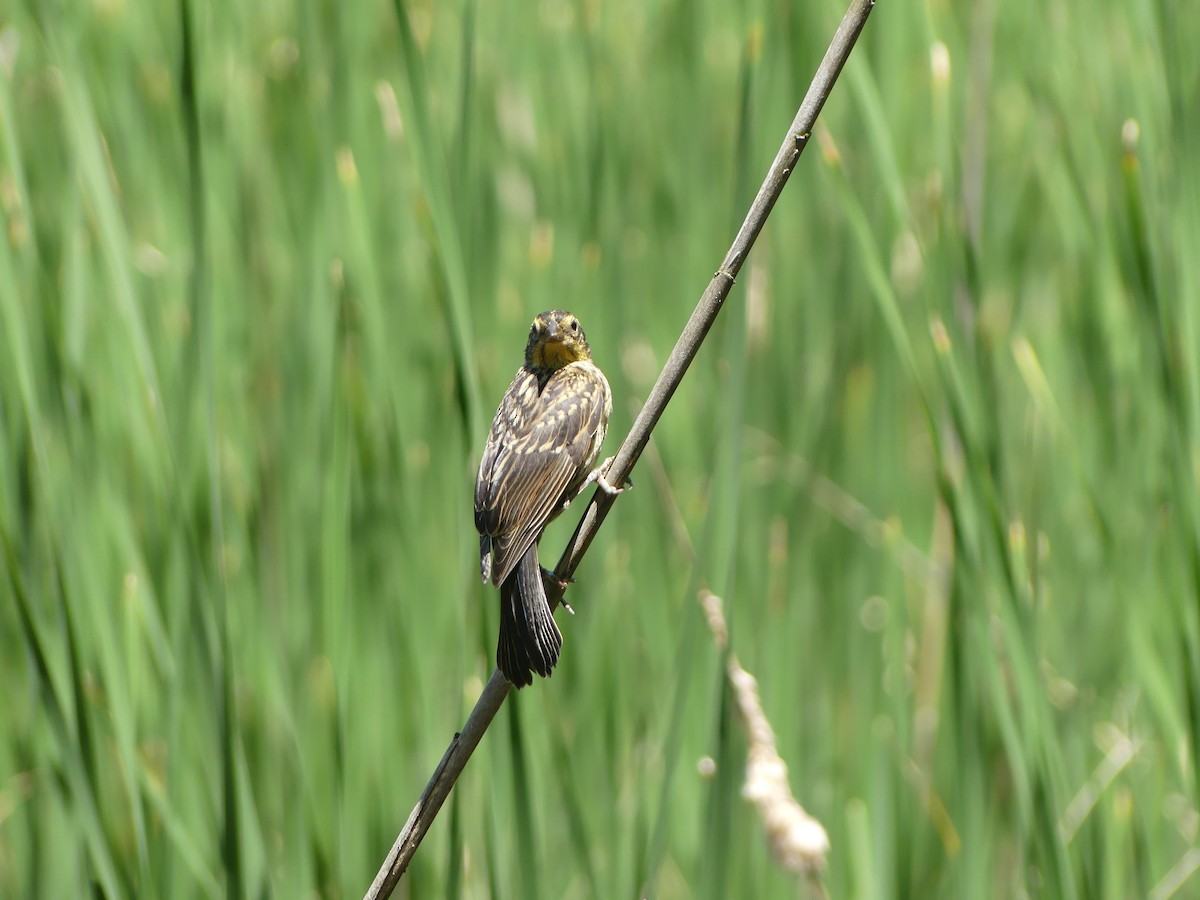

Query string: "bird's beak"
[544, 318, 561, 339]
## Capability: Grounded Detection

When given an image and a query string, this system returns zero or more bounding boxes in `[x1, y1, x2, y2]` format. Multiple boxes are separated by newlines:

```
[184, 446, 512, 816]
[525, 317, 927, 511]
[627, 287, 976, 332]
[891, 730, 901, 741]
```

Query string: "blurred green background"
[3, 0, 1199, 896]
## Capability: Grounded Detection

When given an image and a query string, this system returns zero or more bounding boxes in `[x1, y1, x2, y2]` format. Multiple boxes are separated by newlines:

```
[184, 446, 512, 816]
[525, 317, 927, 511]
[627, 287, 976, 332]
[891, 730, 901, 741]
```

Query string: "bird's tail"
[497, 544, 563, 687]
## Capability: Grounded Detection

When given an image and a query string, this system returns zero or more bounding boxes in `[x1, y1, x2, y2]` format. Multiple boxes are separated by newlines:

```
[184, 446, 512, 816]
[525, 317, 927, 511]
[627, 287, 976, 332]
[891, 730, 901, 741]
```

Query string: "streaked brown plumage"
[475, 310, 613, 687]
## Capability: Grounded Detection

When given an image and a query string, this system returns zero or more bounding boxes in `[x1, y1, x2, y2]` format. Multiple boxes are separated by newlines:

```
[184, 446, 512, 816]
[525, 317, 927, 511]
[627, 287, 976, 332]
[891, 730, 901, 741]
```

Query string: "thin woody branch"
[365, 2, 879, 896]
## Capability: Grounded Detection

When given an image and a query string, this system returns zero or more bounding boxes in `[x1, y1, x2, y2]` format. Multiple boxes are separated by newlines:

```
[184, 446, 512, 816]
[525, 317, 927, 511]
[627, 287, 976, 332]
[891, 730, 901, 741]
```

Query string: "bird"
[475, 309, 620, 687]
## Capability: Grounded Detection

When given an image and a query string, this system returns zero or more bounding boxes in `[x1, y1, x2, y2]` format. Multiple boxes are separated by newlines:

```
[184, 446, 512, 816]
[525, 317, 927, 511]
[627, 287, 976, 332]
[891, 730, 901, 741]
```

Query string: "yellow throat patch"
[531, 339, 587, 369]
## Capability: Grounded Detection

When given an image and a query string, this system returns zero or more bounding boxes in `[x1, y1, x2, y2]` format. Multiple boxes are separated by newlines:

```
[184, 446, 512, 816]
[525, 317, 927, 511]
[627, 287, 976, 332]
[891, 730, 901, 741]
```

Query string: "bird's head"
[525, 309, 593, 369]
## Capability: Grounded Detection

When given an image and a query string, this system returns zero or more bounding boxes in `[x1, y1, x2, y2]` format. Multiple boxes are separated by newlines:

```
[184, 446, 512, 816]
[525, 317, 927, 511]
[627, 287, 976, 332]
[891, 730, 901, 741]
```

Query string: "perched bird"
[475, 310, 618, 687]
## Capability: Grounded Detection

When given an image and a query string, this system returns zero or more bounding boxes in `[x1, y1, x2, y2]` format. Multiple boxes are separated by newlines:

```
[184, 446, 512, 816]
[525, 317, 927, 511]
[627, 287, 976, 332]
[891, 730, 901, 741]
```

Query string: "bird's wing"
[475, 362, 609, 586]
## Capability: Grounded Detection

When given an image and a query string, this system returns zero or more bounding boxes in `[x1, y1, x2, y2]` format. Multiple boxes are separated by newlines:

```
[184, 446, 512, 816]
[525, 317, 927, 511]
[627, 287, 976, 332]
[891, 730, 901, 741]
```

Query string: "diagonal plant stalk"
[365, 1, 879, 896]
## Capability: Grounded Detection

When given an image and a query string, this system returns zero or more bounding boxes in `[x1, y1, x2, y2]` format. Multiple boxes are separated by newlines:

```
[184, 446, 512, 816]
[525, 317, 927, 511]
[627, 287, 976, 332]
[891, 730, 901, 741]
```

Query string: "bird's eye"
[570, 319, 580, 332]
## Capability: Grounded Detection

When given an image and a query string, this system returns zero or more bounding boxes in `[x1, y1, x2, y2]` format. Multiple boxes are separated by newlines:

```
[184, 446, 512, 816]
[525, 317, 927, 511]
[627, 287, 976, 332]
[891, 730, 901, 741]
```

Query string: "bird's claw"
[541, 566, 576, 613]
[585, 456, 632, 496]
[596, 472, 628, 495]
